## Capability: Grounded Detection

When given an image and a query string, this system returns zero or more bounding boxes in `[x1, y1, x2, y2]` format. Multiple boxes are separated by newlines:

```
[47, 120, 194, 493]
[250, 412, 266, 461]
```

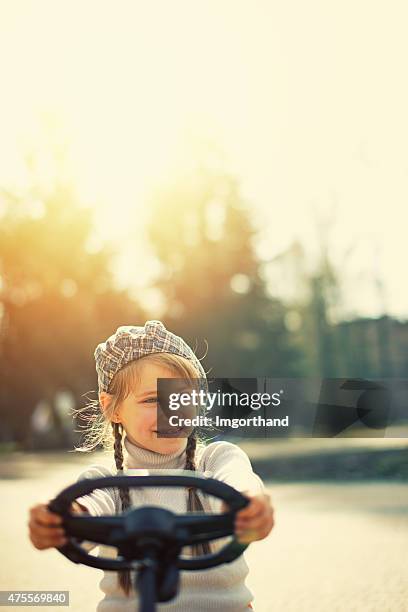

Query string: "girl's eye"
[143, 397, 157, 404]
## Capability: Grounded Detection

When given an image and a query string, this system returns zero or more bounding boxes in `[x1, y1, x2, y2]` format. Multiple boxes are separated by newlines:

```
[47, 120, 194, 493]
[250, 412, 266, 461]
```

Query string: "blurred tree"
[257, 204, 405, 379]
[146, 163, 303, 378]
[0, 185, 146, 448]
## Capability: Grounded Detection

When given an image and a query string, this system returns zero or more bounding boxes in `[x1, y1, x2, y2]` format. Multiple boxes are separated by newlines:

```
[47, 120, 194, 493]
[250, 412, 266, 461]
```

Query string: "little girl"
[28, 320, 274, 611]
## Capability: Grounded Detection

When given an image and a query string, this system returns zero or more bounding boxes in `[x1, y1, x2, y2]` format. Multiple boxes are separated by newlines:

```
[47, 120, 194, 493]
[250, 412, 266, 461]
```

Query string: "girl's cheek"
[149, 414, 158, 431]
[140, 408, 157, 430]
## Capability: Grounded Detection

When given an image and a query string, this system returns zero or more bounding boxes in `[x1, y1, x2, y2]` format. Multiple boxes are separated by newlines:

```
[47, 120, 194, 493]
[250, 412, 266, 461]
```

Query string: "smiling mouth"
[153, 426, 184, 435]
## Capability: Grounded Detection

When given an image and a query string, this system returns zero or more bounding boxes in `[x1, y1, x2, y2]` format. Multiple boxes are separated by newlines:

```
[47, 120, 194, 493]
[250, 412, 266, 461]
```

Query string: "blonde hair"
[72, 351, 211, 597]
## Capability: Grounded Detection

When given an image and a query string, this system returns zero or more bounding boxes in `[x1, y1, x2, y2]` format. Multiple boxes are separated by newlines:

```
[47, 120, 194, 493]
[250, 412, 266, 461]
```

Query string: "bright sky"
[0, 0, 407, 320]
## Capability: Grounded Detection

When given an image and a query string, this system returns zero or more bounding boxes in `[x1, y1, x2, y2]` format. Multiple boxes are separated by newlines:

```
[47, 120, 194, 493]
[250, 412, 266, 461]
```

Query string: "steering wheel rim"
[48, 474, 250, 571]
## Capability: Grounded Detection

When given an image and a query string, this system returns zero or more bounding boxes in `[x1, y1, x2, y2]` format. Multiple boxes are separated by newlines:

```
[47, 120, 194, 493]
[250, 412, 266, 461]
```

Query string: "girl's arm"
[202, 441, 275, 544]
[202, 441, 265, 496]
[71, 464, 120, 554]
[74, 464, 119, 517]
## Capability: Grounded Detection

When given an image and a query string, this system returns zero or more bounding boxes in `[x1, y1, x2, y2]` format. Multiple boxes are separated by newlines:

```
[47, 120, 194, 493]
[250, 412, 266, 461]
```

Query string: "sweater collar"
[123, 434, 188, 470]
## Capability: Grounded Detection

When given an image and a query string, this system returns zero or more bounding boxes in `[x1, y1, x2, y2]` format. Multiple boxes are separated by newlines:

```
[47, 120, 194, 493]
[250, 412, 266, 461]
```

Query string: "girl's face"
[113, 361, 189, 455]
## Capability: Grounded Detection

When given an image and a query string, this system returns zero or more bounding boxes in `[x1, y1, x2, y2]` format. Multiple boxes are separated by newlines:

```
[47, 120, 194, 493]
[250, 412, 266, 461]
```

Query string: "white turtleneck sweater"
[74, 437, 265, 611]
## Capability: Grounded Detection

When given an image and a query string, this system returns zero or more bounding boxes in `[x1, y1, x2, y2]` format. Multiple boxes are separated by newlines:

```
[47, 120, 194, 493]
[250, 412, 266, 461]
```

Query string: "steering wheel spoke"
[63, 515, 123, 547]
[174, 512, 235, 545]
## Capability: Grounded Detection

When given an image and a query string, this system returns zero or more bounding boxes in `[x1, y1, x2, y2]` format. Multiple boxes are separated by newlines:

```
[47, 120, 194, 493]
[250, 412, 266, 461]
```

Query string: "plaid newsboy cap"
[94, 320, 207, 394]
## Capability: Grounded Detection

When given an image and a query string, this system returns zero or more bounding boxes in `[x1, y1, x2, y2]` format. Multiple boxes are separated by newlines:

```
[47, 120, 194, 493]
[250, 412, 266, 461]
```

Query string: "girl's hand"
[28, 501, 87, 550]
[222, 492, 275, 544]
[28, 503, 68, 550]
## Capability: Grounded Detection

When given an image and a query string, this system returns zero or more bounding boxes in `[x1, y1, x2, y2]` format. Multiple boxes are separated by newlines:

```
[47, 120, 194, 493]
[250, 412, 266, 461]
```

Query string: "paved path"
[245, 481, 408, 612]
[1, 451, 407, 611]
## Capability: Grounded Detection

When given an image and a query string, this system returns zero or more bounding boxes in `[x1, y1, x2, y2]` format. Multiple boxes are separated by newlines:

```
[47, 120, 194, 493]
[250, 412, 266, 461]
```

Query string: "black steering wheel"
[47, 474, 250, 612]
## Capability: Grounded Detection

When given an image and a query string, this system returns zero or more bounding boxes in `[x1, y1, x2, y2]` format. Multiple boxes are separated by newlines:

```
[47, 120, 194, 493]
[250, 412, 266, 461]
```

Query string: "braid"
[185, 431, 211, 556]
[112, 422, 133, 597]
[185, 432, 197, 471]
